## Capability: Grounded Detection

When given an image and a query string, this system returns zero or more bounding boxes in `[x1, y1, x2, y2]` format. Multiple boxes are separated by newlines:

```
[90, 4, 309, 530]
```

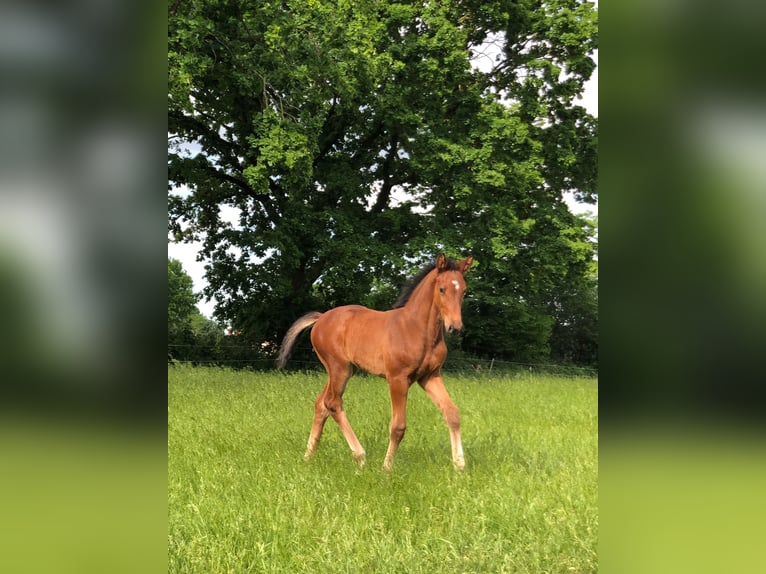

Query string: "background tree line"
[168, 0, 598, 368]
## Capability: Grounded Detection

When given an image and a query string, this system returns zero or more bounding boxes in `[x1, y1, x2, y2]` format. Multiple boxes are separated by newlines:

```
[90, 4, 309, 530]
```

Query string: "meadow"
[168, 366, 598, 573]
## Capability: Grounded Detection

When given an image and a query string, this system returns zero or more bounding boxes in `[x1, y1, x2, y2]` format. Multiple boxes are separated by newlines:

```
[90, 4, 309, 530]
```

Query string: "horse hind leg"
[328, 369, 367, 468]
[331, 405, 366, 468]
[305, 383, 332, 460]
[309, 361, 366, 467]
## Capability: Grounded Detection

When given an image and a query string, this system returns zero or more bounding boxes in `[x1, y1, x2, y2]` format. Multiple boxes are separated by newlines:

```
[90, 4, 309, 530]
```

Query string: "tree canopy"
[168, 0, 598, 365]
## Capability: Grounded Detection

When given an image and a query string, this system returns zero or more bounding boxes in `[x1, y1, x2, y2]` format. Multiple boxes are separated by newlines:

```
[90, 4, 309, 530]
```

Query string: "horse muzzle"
[446, 323, 464, 336]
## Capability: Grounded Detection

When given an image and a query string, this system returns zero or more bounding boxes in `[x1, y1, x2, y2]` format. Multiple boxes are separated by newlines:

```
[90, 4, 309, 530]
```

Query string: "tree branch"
[168, 109, 242, 170]
[371, 135, 399, 213]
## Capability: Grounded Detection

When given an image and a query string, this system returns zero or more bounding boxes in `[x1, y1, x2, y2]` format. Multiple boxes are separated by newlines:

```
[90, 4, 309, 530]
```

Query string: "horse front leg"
[419, 374, 465, 471]
[383, 377, 410, 472]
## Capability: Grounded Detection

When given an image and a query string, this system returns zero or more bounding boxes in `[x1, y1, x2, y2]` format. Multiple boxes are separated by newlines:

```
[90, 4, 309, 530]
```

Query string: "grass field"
[168, 366, 598, 573]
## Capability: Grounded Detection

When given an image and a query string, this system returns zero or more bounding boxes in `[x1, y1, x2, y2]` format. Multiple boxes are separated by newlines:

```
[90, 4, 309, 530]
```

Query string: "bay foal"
[277, 254, 474, 471]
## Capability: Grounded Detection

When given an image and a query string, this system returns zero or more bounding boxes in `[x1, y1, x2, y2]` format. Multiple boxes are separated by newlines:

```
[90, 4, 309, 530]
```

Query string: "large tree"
[169, 0, 597, 362]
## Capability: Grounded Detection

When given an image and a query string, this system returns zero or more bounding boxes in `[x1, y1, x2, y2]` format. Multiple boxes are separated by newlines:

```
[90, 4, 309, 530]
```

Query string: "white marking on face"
[452, 280, 460, 291]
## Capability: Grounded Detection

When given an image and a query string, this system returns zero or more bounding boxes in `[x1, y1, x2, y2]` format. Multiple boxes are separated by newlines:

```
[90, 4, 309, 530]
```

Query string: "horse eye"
[439, 287, 446, 295]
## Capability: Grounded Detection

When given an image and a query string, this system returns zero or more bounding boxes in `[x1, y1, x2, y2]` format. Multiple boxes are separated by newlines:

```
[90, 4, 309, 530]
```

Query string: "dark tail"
[277, 311, 322, 369]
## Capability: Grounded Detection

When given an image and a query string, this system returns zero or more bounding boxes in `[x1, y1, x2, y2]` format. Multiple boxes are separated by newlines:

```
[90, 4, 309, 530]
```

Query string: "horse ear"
[436, 253, 449, 271]
[458, 256, 474, 274]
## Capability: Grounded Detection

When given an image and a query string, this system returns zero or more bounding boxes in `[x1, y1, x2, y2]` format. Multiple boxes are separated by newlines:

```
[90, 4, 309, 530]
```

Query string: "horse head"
[434, 254, 474, 335]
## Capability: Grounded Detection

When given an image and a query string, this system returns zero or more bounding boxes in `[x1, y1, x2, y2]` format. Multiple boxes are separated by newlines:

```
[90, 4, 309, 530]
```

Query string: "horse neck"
[399, 271, 443, 342]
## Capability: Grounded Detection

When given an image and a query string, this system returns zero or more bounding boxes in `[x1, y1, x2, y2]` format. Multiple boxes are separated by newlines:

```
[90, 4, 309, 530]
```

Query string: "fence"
[168, 343, 597, 378]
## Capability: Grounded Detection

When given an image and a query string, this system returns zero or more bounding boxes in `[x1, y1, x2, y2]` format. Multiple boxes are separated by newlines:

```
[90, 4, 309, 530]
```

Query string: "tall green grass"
[168, 366, 597, 573]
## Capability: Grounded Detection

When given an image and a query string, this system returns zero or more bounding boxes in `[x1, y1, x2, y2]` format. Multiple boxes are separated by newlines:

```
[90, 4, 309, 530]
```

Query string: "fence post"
[489, 357, 494, 373]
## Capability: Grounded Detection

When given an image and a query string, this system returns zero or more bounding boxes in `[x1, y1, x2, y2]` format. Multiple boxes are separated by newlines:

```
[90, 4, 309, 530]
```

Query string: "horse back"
[310, 305, 391, 376]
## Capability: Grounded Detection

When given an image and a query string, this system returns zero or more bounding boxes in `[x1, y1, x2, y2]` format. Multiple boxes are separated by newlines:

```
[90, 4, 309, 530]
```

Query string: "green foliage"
[167, 258, 199, 354]
[550, 265, 598, 366]
[169, 258, 270, 366]
[168, 0, 598, 364]
[168, 366, 598, 573]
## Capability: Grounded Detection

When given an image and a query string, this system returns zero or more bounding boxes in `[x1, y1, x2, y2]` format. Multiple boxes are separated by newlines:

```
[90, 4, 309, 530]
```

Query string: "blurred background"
[601, 1, 766, 572]
[0, 1, 165, 415]
[601, 0, 766, 423]
[0, 2, 165, 573]
[0, 0, 764, 572]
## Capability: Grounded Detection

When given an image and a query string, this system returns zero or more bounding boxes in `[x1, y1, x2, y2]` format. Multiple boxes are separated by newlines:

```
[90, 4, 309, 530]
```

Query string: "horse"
[277, 253, 474, 471]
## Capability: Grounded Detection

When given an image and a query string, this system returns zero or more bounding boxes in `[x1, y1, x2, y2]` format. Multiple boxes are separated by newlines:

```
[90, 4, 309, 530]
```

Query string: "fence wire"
[168, 343, 597, 378]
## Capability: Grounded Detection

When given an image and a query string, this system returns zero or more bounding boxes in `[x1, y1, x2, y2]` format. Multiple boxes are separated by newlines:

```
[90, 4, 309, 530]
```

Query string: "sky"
[169, 53, 598, 320]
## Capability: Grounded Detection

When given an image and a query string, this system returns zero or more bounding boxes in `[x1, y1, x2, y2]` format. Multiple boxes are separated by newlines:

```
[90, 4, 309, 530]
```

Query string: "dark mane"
[392, 257, 459, 309]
